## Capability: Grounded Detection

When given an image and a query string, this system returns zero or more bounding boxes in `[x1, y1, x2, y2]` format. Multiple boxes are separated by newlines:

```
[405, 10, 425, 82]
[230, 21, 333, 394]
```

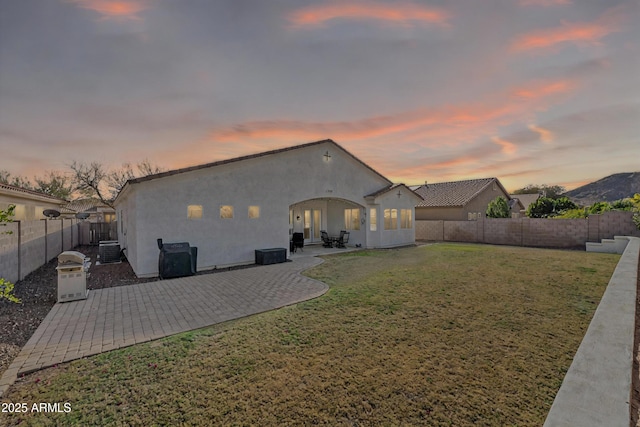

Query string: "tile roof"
[413, 178, 501, 208]
[62, 198, 110, 213]
[0, 183, 67, 203]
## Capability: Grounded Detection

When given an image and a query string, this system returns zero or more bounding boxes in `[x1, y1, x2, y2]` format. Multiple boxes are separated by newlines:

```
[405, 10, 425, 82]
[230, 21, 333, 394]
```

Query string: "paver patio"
[0, 255, 328, 397]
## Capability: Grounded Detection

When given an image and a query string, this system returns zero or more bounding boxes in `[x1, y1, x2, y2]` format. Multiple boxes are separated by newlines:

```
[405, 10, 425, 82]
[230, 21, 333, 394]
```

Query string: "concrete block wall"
[443, 220, 479, 242]
[524, 218, 588, 248]
[599, 211, 640, 240]
[416, 212, 638, 248]
[0, 219, 79, 283]
[484, 218, 522, 246]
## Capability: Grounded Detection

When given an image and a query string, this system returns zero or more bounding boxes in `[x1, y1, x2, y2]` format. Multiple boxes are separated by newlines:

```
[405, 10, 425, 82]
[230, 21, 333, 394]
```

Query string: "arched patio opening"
[289, 198, 366, 247]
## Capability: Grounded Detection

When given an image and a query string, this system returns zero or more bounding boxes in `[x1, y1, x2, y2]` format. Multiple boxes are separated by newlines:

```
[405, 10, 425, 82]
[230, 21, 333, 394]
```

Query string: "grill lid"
[58, 251, 89, 265]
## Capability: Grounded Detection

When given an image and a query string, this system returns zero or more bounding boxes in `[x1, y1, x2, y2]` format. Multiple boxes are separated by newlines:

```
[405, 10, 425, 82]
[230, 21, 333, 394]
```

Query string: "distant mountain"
[564, 172, 640, 206]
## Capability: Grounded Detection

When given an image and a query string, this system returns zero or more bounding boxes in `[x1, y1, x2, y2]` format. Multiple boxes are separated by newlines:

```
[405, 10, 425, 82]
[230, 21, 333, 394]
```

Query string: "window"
[220, 205, 234, 219]
[248, 206, 260, 219]
[104, 213, 115, 223]
[344, 208, 360, 230]
[369, 208, 377, 231]
[384, 209, 397, 230]
[468, 212, 476, 221]
[187, 205, 203, 219]
[400, 209, 412, 229]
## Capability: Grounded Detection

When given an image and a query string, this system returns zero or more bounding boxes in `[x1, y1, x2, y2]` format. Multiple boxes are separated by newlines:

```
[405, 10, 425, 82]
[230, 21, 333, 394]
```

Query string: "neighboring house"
[0, 183, 66, 220]
[115, 139, 422, 278]
[61, 198, 116, 223]
[412, 178, 519, 221]
[509, 193, 540, 216]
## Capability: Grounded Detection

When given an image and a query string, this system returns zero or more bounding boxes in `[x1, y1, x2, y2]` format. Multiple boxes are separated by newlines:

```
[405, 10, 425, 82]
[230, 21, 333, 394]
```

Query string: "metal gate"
[89, 222, 116, 244]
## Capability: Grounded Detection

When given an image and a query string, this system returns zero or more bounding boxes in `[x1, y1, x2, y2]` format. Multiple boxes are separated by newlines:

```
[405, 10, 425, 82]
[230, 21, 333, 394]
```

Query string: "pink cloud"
[510, 5, 627, 53]
[155, 77, 579, 177]
[66, 0, 150, 21]
[491, 137, 518, 155]
[528, 124, 554, 143]
[287, 1, 449, 29]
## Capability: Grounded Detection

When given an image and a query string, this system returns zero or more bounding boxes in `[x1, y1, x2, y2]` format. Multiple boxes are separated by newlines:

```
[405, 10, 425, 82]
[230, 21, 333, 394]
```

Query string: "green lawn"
[1, 244, 620, 426]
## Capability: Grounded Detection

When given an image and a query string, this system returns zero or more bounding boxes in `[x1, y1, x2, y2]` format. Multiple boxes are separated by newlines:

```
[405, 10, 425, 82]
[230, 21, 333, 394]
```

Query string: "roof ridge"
[120, 139, 391, 188]
[0, 182, 66, 202]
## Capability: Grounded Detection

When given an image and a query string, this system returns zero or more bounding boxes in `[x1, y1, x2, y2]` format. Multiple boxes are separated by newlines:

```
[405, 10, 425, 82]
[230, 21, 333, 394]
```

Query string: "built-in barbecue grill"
[56, 251, 90, 302]
[157, 238, 198, 279]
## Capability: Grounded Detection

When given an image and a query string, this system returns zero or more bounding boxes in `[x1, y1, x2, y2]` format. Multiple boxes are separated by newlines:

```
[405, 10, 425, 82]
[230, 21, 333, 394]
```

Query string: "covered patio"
[289, 198, 365, 247]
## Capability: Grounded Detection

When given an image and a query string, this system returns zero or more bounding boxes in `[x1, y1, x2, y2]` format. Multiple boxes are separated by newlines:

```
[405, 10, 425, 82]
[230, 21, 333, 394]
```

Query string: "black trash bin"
[157, 238, 198, 279]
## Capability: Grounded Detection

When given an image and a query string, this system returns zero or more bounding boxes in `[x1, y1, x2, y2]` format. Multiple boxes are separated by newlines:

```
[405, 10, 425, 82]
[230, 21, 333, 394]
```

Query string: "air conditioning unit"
[98, 240, 121, 264]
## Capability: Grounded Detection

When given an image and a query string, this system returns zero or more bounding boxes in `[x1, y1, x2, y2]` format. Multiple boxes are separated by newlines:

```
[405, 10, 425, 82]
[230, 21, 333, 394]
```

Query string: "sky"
[1, 0, 638, 192]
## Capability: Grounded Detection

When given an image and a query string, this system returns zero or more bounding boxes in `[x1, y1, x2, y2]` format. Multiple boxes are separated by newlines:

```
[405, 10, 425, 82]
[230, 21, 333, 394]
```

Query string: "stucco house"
[115, 139, 422, 278]
[412, 178, 519, 221]
[509, 193, 540, 216]
[0, 183, 67, 221]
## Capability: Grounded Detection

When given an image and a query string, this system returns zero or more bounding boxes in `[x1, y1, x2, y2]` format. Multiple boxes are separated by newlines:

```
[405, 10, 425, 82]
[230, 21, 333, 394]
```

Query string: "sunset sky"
[1, 0, 638, 192]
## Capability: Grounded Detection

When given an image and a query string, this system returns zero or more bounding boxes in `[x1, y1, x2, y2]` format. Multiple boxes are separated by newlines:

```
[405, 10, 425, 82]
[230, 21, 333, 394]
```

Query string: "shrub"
[553, 208, 588, 219]
[553, 197, 578, 214]
[0, 278, 21, 303]
[486, 196, 510, 218]
[526, 197, 556, 218]
[0, 205, 20, 303]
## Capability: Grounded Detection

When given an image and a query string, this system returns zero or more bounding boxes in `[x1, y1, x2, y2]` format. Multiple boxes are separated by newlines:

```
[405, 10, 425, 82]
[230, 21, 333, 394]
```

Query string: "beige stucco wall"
[0, 193, 64, 221]
[117, 141, 416, 277]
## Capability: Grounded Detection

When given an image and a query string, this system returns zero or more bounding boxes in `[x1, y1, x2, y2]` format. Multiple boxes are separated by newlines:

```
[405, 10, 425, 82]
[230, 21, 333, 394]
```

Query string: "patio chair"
[292, 232, 304, 252]
[321, 230, 333, 248]
[336, 231, 350, 248]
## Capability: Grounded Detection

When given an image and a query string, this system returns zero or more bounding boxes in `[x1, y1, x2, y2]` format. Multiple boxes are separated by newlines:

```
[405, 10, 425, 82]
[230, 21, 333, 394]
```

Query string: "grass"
[0, 244, 620, 426]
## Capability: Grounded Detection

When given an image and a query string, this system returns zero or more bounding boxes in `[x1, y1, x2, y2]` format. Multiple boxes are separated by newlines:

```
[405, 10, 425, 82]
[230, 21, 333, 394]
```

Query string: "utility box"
[57, 251, 90, 303]
[255, 248, 287, 265]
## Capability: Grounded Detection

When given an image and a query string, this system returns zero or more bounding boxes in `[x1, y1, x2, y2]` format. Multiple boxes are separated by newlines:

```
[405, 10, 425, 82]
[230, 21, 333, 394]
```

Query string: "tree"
[526, 197, 556, 218]
[486, 196, 510, 218]
[34, 171, 74, 200]
[69, 161, 111, 206]
[553, 197, 578, 213]
[70, 160, 165, 208]
[0, 205, 20, 303]
[513, 184, 566, 199]
[0, 170, 34, 190]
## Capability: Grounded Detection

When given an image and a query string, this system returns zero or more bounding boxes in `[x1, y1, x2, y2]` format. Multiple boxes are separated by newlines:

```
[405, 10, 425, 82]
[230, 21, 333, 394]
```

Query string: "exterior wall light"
[324, 151, 331, 162]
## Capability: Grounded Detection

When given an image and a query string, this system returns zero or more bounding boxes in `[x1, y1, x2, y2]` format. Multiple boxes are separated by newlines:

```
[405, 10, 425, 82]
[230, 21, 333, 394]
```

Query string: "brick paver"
[0, 256, 327, 396]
